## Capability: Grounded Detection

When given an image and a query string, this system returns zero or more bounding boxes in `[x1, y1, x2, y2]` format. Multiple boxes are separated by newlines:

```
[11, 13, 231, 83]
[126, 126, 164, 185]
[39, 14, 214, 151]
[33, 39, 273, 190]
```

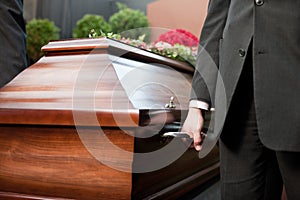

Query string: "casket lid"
[0, 38, 194, 127]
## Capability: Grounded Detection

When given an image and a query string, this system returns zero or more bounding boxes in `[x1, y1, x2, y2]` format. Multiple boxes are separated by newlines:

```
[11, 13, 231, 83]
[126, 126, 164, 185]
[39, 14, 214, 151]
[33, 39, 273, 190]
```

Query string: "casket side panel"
[0, 125, 134, 200]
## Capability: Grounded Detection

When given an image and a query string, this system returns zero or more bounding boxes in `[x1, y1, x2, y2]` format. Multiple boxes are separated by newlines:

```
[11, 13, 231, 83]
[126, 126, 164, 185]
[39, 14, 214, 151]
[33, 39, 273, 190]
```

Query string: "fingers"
[193, 132, 202, 151]
[181, 108, 205, 151]
[178, 130, 204, 151]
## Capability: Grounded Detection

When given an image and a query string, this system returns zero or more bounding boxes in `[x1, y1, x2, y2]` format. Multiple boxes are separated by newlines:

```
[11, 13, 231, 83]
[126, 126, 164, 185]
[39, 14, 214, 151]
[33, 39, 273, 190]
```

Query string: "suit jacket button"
[255, 0, 264, 6]
[239, 49, 246, 57]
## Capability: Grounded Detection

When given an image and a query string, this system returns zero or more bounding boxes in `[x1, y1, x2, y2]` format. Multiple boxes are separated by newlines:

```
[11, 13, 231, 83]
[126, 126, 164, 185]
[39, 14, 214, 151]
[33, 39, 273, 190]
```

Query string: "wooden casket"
[0, 38, 219, 200]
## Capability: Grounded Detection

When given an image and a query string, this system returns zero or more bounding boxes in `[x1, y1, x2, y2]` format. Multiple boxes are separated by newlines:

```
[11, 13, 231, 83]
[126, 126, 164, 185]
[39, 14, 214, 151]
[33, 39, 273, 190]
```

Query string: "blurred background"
[23, 0, 209, 39]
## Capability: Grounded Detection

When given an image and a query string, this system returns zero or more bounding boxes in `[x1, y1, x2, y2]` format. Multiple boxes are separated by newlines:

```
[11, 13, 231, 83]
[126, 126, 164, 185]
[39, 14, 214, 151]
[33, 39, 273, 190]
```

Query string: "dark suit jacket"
[0, 0, 27, 87]
[191, 0, 300, 152]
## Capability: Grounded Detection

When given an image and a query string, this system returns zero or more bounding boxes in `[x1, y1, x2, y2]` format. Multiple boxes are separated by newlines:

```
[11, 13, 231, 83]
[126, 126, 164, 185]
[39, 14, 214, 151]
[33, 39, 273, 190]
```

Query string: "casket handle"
[165, 96, 176, 109]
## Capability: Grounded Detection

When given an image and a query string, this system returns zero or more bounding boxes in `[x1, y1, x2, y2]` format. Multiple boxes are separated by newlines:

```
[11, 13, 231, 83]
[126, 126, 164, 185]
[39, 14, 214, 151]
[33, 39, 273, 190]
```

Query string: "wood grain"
[0, 38, 219, 199]
[0, 125, 134, 200]
[0, 52, 139, 127]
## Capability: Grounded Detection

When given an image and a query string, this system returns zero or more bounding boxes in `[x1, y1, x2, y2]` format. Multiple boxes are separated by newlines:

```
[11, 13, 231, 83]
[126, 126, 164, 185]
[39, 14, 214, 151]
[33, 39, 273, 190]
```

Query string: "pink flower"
[155, 29, 199, 47]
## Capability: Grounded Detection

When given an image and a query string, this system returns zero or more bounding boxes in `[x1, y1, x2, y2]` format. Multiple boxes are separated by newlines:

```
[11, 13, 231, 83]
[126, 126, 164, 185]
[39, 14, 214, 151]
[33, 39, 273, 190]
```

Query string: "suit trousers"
[219, 48, 300, 200]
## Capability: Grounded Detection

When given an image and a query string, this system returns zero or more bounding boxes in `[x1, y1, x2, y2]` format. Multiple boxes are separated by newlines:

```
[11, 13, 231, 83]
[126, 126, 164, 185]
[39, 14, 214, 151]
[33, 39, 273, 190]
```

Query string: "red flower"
[155, 29, 199, 47]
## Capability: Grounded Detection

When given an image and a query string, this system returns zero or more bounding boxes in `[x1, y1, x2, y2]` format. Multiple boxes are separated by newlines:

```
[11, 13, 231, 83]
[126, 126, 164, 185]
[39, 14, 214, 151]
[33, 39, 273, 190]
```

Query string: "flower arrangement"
[149, 29, 199, 66]
[91, 28, 198, 66]
[155, 29, 199, 47]
[148, 42, 197, 66]
[114, 34, 148, 49]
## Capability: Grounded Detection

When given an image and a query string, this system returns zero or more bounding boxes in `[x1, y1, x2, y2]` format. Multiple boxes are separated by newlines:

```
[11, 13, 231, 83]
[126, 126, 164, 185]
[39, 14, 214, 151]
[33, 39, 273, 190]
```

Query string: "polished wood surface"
[0, 126, 134, 199]
[0, 51, 138, 127]
[0, 38, 194, 126]
[42, 38, 195, 74]
[132, 132, 219, 199]
[0, 38, 219, 199]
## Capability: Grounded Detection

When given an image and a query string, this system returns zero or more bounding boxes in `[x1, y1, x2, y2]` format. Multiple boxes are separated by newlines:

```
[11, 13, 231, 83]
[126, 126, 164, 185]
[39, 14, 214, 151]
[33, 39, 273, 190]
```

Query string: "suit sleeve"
[190, 0, 231, 108]
[0, 0, 27, 87]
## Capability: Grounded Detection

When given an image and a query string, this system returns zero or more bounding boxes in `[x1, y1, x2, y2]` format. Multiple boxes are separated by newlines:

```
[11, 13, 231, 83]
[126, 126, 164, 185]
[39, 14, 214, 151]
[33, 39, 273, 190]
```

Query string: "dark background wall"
[34, 0, 155, 39]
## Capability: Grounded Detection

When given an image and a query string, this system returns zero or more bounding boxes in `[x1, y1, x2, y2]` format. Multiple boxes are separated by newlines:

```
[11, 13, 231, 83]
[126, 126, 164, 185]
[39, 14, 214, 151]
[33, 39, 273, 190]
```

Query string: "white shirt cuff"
[189, 100, 210, 110]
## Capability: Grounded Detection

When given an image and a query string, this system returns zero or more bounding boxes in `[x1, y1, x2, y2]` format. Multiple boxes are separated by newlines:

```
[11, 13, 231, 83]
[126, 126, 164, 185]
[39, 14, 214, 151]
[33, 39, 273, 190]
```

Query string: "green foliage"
[109, 2, 150, 41]
[105, 32, 122, 40]
[26, 18, 60, 62]
[73, 14, 111, 38]
[116, 2, 128, 10]
[150, 44, 197, 66]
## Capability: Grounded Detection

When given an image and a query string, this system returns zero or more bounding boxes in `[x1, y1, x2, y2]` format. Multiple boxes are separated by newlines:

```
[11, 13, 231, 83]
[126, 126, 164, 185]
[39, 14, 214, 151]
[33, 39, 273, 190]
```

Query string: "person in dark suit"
[182, 0, 300, 199]
[0, 0, 27, 87]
